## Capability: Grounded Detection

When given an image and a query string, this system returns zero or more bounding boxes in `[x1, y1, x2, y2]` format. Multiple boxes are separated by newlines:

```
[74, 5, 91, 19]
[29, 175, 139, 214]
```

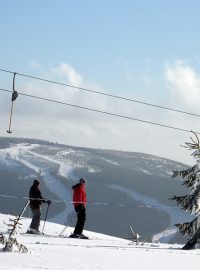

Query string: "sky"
[1, 0, 200, 165]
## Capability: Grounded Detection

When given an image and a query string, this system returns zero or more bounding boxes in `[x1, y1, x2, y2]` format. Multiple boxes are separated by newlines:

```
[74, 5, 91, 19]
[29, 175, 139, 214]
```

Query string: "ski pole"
[8, 200, 30, 238]
[59, 224, 68, 236]
[42, 202, 50, 234]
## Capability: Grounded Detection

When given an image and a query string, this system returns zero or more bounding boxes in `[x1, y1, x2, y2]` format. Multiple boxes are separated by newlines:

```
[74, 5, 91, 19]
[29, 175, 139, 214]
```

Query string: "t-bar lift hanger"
[7, 72, 18, 133]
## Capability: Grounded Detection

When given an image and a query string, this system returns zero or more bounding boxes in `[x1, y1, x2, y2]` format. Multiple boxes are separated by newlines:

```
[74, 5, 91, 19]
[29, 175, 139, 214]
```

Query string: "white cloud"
[51, 63, 83, 87]
[165, 60, 200, 108]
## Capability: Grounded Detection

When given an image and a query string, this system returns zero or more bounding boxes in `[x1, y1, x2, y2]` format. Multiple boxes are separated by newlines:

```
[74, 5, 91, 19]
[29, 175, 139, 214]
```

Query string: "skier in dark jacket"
[70, 178, 88, 239]
[27, 179, 51, 234]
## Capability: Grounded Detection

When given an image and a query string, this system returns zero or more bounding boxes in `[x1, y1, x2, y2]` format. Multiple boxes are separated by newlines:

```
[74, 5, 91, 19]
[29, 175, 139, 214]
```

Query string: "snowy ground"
[0, 213, 200, 270]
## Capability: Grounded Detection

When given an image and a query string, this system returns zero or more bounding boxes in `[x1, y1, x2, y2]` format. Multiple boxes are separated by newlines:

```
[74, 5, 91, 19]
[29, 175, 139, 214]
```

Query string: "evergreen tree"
[171, 132, 200, 250]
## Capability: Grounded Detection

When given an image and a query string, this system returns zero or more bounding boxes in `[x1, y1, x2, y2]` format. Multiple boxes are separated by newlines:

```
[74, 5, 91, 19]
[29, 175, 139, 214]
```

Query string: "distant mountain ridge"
[0, 137, 190, 243]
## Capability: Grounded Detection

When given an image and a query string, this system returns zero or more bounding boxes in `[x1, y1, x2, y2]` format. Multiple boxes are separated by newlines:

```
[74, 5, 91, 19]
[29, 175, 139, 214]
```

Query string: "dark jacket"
[29, 183, 45, 209]
[72, 183, 86, 207]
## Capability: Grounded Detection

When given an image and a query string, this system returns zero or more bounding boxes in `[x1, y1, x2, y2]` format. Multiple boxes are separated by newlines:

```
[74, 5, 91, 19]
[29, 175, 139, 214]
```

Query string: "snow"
[0, 213, 200, 270]
[109, 184, 192, 243]
[140, 168, 152, 175]
[100, 157, 120, 166]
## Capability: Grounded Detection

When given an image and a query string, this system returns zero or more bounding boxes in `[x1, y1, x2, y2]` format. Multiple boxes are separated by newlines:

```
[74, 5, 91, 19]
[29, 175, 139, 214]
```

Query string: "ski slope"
[0, 213, 199, 270]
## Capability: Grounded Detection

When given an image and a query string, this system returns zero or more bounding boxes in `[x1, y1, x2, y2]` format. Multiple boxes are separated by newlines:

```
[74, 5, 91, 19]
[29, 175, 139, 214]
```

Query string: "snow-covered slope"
[0, 213, 199, 270]
[0, 137, 191, 243]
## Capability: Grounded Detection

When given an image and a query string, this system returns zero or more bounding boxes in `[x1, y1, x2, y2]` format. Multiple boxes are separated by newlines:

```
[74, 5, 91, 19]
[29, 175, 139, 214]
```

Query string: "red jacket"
[72, 183, 86, 207]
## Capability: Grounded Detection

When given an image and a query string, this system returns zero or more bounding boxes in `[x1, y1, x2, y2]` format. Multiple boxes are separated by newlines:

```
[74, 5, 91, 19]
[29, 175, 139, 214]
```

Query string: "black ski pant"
[30, 207, 41, 231]
[74, 204, 86, 235]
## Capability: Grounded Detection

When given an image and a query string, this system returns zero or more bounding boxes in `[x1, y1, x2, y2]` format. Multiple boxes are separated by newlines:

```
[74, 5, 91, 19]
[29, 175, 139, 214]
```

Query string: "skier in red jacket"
[70, 178, 88, 239]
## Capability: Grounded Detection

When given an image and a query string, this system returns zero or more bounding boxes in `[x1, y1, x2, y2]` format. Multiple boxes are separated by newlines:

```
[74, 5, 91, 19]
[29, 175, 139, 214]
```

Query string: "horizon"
[0, 135, 191, 166]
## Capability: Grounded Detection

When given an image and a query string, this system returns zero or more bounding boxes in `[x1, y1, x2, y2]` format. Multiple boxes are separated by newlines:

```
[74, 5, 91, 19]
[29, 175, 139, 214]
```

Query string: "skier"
[70, 178, 88, 239]
[27, 179, 51, 234]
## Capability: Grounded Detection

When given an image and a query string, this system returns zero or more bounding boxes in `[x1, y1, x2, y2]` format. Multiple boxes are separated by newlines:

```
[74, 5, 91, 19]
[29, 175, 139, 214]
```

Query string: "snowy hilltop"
[0, 213, 199, 270]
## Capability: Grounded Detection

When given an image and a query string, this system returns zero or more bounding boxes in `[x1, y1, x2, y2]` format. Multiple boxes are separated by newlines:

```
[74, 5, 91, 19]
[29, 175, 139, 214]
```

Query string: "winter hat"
[79, 178, 86, 184]
[34, 179, 40, 186]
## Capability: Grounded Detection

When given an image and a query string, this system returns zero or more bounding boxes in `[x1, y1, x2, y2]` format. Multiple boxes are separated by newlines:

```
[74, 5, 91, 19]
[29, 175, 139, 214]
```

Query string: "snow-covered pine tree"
[171, 132, 200, 250]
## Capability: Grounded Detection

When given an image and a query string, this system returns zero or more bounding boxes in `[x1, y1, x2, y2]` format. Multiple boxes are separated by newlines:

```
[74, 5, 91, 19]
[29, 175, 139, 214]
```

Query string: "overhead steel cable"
[0, 193, 179, 209]
[0, 87, 199, 135]
[0, 68, 200, 118]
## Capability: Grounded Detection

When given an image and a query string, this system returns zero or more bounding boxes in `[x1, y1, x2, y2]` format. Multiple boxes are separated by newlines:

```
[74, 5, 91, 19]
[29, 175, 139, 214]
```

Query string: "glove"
[46, 200, 51, 205]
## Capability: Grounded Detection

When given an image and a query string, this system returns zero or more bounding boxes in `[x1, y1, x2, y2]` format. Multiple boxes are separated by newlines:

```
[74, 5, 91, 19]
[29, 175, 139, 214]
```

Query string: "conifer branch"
[171, 132, 200, 249]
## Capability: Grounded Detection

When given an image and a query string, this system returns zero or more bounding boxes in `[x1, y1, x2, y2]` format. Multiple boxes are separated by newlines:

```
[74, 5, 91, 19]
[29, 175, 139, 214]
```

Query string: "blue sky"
[2, 0, 200, 90]
[1, 0, 200, 164]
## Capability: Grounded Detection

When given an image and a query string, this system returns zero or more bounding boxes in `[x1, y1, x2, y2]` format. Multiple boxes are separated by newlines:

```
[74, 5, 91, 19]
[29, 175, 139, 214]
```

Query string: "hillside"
[0, 137, 192, 243]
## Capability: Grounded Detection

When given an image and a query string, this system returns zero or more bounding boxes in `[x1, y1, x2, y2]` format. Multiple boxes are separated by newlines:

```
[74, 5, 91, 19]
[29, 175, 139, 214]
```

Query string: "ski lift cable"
[0, 87, 199, 135]
[0, 193, 179, 209]
[0, 68, 200, 118]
